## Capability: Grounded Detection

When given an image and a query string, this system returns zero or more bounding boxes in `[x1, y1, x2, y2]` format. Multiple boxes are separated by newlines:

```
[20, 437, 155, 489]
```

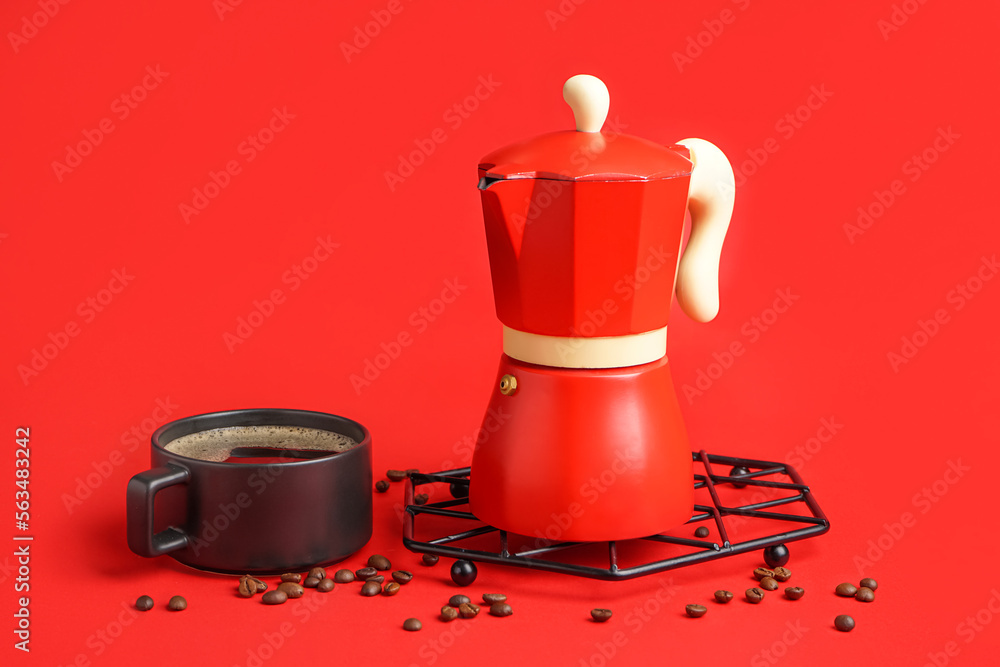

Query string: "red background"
[2, 1, 999, 665]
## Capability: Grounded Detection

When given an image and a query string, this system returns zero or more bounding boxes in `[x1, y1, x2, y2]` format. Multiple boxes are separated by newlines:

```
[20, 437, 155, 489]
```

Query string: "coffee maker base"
[403, 450, 830, 581]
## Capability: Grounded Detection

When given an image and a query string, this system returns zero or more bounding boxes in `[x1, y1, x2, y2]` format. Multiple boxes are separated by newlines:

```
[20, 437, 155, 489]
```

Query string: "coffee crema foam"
[163, 425, 358, 463]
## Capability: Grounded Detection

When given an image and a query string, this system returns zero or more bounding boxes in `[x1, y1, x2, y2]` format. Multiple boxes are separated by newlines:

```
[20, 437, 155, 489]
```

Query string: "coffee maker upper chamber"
[469, 75, 735, 542]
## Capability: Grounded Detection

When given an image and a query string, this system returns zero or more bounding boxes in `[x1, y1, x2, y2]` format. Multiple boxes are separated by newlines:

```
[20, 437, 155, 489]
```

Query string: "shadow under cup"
[126, 409, 372, 575]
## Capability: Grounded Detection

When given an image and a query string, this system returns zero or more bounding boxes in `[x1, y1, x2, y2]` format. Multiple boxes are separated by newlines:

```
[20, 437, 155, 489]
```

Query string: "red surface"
[2, 1, 998, 666]
[469, 355, 693, 541]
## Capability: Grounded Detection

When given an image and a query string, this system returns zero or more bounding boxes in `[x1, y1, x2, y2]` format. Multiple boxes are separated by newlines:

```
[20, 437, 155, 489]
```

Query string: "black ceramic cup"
[126, 408, 372, 574]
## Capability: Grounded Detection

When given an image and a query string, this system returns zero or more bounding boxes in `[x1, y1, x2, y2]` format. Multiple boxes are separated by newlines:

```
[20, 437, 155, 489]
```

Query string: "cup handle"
[126, 464, 190, 557]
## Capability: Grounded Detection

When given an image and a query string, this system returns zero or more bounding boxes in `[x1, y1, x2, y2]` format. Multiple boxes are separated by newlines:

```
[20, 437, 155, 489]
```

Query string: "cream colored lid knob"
[563, 74, 609, 133]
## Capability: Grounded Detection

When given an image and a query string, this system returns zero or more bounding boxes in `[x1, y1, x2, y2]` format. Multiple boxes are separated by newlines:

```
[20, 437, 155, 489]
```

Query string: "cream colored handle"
[563, 75, 609, 132]
[675, 138, 735, 323]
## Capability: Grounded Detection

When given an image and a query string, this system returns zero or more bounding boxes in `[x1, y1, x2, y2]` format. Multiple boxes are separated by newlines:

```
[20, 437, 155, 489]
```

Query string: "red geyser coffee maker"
[469, 75, 735, 542]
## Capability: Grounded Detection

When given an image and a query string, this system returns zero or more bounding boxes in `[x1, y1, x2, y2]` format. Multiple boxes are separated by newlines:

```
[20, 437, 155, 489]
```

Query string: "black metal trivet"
[402, 450, 830, 581]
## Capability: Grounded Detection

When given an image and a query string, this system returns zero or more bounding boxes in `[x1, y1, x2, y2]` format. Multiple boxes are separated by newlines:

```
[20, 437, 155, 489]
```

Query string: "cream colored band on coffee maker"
[502, 326, 667, 369]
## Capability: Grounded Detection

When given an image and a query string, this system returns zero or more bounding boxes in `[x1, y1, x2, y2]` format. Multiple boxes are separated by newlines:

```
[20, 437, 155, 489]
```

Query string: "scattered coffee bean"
[694, 526, 710, 538]
[422, 554, 439, 566]
[368, 554, 391, 571]
[277, 582, 304, 599]
[167, 595, 187, 611]
[251, 577, 267, 592]
[772, 567, 792, 582]
[458, 602, 480, 618]
[714, 590, 734, 604]
[361, 581, 381, 597]
[334, 569, 355, 583]
[392, 570, 413, 585]
[855, 587, 875, 602]
[303, 577, 320, 588]
[835, 583, 858, 597]
[367, 575, 385, 584]
[414, 493, 429, 505]
[406, 468, 419, 477]
[835, 614, 855, 632]
[685, 604, 708, 618]
[860, 577, 878, 591]
[482, 593, 507, 604]
[440, 606, 459, 622]
[403, 618, 422, 631]
[745, 588, 765, 604]
[490, 603, 513, 617]
[449, 594, 471, 607]
[356, 566, 378, 579]
[308, 567, 326, 580]
[759, 577, 779, 591]
[317, 578, 335, 593]
[387, 469, 408, 482]
[135, 595, 154, 611]
[280, 573, 302, 583]
[784, 587, 805, 600]
[753, 567, 775, 581]
[384, 582, 401, 596]
[591, 609, 613, 622]
[262, 590, 287, 605]
[375, 480, 390, 493]
[238, 576, 256, 598]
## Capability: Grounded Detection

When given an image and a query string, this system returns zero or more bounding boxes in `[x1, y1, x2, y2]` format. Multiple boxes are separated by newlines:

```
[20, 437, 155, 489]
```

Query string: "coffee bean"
[355, 566, 378, 579]
[333, 569, 355, 583]
[135, 595, 154, 611]
[440, 606, 459, 622]
[167, 595, 187, 611]
[367, 575, 385, 584]
[714, 590, 734, 604]
[482, 593, 507, 604]
[448, 594, 471, 607]
[392, 570, 413, 585]
[308, 567, 326, 580]
[280, 573, 301, 583]
[591, 609, 613, 622]
[860, 577, 878, 591]
[414, 493, 429, 505]
[694, 526, 710, 538]
[490, 602, 513, 617]
[262, 591, 287, 605]
[368, 554, 391, 571]
[745, 588, 765, 604]
[317, 578, 335, 593]
[384, 582, 401, 596]
[277, 582, 304, 599]
[361, 581, 381, 597]
[251, 577, 267, 592]
[835, 614, 855, 632]
[753, 567, 775, 581]
[458, 602, 480, 618]
[238, 576, 256, 598]
[835, 583, 858, 597]
[759, 577, 779, 591]
[784, 587, 805, 600]
[406, 468, 419, 477]
[387, 469, 408, 482]
[422, 554, 439, 566]
[772, 567, 791, 582]
[375, 480, 390, 493]
[855, 587, 875, 602]
[685, 604, 708, 618]
[403, 618, 422, 631]
[303, 577, 320, 588]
